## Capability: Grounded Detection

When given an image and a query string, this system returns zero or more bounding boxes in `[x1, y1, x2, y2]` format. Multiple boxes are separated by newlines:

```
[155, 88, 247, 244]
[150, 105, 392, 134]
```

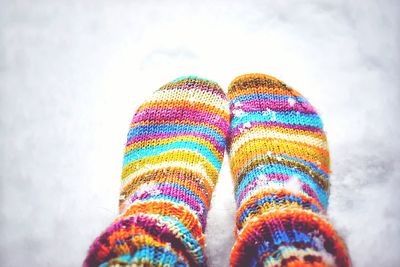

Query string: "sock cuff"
[84, 214, 206, 267]
[230, 209, 350, 267]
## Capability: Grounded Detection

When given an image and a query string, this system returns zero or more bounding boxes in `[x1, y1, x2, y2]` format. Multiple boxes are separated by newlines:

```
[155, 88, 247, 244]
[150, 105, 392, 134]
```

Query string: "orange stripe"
[231, 139, 330, 176]
[121, 202, 204, 245]
[120, 167, 213, 205]
[229, 85, 302, 98]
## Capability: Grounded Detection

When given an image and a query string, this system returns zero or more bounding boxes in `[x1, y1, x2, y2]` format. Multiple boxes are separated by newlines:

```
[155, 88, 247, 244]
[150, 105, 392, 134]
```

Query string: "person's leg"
[84, 76, 229, 266]
[227, 74, 351, 267]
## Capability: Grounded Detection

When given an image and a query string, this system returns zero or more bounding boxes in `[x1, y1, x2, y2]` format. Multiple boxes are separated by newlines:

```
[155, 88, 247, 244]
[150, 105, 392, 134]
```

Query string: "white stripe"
[150, 88, 229, 114]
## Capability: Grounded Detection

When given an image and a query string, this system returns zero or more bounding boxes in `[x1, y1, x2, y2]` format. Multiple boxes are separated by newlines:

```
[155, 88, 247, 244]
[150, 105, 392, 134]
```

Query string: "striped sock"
[227, 74, 351, 267]
[84, 76, 229, 267]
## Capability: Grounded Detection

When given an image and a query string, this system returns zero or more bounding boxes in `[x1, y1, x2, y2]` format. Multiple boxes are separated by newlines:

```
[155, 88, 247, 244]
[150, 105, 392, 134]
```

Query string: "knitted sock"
[227, 74, 351, 267]
[84, 76, 229, 267]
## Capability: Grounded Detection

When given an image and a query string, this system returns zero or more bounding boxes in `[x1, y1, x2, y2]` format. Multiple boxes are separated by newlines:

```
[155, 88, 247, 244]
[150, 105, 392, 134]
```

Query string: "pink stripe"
[131, 108, 229, 133]
[301, 183, 322, 207]
[126, 132, 225, 154]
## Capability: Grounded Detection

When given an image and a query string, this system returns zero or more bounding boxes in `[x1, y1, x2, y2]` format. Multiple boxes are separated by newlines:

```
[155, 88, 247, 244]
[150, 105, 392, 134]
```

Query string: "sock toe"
[227, 73, 330, 210]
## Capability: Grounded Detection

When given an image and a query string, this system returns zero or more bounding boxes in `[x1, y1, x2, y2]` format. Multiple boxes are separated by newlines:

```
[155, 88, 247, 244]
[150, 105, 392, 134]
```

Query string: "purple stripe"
[131, 108, 229, 133]
[130, 186, 207, 228]
[230, 122, 323, 137]
[231, 99, 316, 114]
[127, 132, 225, 154]
[301, 183, 321, 207]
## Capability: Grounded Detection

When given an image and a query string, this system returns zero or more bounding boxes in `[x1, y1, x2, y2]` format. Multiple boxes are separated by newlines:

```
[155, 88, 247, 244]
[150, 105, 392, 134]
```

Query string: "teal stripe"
[162, 215, 205, 264]
[100, 247, 184, 267]
[236, 164, 328, 208]
[123, 140, 221, 170]
[231, 111, 323, 129]
[232, 93, 307, 103]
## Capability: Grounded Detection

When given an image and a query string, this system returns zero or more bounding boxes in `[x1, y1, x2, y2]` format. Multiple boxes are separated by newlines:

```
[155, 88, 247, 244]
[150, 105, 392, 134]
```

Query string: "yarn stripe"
[123, 140, 222, 170]
[231, 111, 323, 129]
[121, 158, 217, 188]
[230, 127, 328, 156]
[127, 124, 226, 148]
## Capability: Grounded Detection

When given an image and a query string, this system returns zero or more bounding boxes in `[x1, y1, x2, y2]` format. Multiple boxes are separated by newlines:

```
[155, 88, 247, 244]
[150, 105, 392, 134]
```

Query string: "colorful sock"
[84, 76, 229, 267]
[227, 74, 351, 267]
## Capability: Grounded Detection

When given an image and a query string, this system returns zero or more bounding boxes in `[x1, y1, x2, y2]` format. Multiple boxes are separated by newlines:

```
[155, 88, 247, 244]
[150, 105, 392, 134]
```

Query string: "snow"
[285, 175, 303, 194]
[0, 0, 399, 266]
[288, 97, 296, 107]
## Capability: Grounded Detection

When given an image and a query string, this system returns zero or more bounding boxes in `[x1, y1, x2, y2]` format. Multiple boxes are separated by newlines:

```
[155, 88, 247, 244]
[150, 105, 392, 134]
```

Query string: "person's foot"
[227, 74, 350, 267]
[84, 76, 229, 267]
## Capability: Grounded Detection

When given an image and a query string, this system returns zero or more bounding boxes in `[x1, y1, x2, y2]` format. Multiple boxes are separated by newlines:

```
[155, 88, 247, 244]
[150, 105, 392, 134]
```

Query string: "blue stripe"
[240, 154, 329, 180]
[236, 164, 328, 208]
[239, 194, 321, 225]
[232, 93, 307, 104]
[101, 247, 182, 267]
[231, 111, 323, 129]
[254, 230, 315, 266]
[123, 140, 221, 170]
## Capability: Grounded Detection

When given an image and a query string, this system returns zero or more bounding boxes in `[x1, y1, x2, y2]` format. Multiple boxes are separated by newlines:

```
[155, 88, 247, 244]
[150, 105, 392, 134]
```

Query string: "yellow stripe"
[230, 128, 328, 158]
[231, 139, 329, 176]
[121, 151, 218, 188]
[149, 88, 229, 114]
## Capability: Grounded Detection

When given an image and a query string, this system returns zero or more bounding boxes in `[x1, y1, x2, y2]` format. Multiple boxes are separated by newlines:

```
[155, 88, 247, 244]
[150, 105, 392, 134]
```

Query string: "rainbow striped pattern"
[227, 74, 350, 267]
[84, 76, 229, 267]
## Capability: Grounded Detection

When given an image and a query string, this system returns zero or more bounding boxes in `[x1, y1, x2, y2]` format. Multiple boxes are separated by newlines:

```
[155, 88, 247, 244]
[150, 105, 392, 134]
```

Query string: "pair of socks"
[84, 74, 351, 267]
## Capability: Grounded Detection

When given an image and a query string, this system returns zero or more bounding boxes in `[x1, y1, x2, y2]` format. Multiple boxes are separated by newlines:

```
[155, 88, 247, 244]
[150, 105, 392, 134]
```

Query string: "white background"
[1, 0, 399, 266]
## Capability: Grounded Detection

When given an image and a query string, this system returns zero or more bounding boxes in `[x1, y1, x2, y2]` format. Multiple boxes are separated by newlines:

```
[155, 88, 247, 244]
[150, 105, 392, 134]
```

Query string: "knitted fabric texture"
[227, 74, 351, 267]
[84, 76, 229, 267]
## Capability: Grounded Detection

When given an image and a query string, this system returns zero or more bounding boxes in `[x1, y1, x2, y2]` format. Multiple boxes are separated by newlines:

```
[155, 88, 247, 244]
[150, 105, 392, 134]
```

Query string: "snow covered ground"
[1, 1, 399, 266]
